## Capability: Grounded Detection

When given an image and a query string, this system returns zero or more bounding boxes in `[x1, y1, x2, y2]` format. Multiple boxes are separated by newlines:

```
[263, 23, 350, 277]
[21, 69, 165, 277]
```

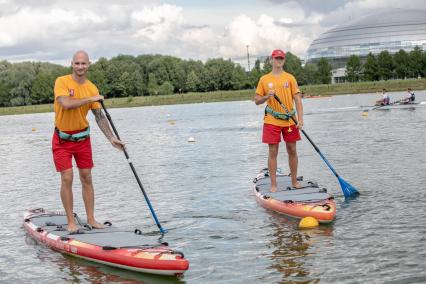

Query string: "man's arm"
[57, 95, 104, 110]
[254, 93, 273, 105]
[294, 92, 303, 129]
[91, 108, 125, 150]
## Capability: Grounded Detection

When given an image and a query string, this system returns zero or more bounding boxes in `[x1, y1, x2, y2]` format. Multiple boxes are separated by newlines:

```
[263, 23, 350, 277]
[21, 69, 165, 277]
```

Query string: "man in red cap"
[254, 49, 304, 191]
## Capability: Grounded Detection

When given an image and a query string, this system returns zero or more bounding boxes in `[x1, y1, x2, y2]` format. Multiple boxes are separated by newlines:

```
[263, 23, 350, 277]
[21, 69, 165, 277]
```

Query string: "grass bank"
[301, 78, 426, 96]
[0, 90, 253, 116]
[1, 78, 425, 116]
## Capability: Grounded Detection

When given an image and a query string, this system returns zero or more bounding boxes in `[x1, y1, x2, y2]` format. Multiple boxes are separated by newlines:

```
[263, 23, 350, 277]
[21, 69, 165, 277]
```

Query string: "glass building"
[306, 9, 426, 67]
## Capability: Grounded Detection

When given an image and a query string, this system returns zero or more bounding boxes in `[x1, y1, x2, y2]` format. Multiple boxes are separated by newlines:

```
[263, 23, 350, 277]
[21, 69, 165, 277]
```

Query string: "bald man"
[53, 50, 124, 233]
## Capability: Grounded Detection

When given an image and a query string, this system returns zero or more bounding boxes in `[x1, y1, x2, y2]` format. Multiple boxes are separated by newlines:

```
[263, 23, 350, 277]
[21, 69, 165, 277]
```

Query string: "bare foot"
[292, 182, 303, 189]
[67, 224, 79, 233]
[270, 186, 277, 192]
[88, 221, 105, 229]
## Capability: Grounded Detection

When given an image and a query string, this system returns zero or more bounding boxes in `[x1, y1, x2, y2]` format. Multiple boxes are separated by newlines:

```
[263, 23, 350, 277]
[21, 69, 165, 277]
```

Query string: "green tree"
[30, 72, 54, 104]
[423, 49, 426, 78]
[284, 52, 303, 80]
[2, 62, 37, 106]
[202, 58, 235, 91]
[88, 68, 109, 95]
[301, 63, 317, 85]
[315, 58, 332, 84]
[409, 46, 424, 78]
[183, 59, 204, 75]
[105, 63, 122, 97]
[129, 70, 146, 96]
[262, 57, 272, 74]
[182, 59, 204, 91]
[147, 57, 170, 85]
[393, 49, 409, 79]
[249, 59, 262, 88]
[0, 81, 11, 106]
[185, 70, 200, 92]
[230, 65, 247, 90]
[147, 73, 159, 95]
[345, 55, 362, 82]
[89, 57, 110, 95]
[165, 57, 186, 92]
[363, 53, 379, 81]
[158, 81, 174, 96]
[118, 71, 132, 97]
[377, 50, 394, 80]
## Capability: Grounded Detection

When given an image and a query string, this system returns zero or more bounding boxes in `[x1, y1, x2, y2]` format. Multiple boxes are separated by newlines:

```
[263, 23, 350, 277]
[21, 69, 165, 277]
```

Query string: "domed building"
[306, 9, 426, 67]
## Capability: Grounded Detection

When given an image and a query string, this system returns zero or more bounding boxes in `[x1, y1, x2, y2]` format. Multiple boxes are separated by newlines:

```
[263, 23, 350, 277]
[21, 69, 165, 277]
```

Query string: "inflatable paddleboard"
[253, 169, 336, 223]
[23, 208, 189, 276]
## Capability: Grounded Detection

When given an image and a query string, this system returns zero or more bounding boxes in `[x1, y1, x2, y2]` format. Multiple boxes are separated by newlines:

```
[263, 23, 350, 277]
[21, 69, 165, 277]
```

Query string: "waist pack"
[265, 105, 295, 120]
[55, 127, 90, 142]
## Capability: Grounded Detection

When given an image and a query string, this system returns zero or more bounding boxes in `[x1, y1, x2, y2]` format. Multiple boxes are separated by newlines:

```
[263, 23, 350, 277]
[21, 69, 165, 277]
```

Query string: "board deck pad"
[29, 214, 163, 248]
[255, 175, 330, 202]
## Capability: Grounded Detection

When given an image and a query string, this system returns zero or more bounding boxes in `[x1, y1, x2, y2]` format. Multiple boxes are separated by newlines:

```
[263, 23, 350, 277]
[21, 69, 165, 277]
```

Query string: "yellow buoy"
[361, 111, 368, 116]
[31, 128, 37, 132]
[299, 217, 319, 229]
[168, 120, 176, 125]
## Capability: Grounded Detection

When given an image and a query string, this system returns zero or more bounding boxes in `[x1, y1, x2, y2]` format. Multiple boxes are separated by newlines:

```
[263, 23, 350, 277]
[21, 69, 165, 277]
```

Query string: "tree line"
[0, 47, 425, 107]
[345, 46, 426, 82]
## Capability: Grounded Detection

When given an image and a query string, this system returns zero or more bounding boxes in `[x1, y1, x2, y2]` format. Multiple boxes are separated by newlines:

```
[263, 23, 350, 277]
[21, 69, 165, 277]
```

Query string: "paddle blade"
[338, 177, 359, 197]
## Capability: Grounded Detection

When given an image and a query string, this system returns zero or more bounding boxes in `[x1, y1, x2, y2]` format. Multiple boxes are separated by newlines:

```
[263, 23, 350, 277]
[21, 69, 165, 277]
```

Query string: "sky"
[0, 0, 424, 66]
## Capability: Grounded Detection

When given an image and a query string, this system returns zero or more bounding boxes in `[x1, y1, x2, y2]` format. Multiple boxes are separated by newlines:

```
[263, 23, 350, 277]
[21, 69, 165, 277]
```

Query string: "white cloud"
[181, 26, 217, 46]
[320, 0, 426, 27]
[218, 11, 318, 60]
[132, 4, 184, 42]
[0, 0, 424, 64]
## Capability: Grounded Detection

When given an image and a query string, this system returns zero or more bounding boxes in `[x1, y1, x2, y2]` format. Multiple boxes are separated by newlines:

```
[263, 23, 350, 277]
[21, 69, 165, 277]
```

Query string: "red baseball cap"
[271, 49, 286, 59]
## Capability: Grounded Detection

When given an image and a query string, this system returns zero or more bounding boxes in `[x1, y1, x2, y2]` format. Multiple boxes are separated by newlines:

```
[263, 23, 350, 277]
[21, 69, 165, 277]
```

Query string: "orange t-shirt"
[256, 71, 300, 127]
[54, 75, 101, 131]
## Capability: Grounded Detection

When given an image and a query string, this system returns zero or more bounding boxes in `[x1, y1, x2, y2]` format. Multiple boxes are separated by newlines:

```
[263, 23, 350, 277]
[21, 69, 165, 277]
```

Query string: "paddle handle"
[100, 100, 167, 234]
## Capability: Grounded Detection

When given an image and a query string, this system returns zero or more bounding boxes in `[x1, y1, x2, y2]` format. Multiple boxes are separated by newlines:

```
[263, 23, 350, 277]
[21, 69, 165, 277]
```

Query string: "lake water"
[1, 90, 426, 283]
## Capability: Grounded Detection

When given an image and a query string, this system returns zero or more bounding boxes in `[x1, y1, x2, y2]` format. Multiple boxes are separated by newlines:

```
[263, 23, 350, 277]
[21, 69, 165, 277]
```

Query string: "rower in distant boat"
[401, 88, 416, 104]
[375, 88, 390, 106]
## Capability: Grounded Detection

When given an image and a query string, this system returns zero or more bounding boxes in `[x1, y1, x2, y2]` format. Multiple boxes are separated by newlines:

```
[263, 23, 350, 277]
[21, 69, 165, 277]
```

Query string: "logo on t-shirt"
[284, 81, 289, 88]
[69, 89, 74, 97]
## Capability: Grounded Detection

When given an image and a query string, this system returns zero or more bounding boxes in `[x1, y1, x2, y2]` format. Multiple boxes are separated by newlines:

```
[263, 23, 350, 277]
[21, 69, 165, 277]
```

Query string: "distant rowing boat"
[361, 102, 426, 111]
[302, 95, 332, 99]
[307, 101, 426, 115]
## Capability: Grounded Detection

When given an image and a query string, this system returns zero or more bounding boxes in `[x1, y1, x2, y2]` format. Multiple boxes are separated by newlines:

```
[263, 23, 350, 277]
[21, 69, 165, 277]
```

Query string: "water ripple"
[1, 92, 426, 283]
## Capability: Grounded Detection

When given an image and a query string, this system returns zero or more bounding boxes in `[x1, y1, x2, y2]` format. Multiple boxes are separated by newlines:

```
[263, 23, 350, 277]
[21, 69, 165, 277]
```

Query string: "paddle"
[272, 94, 359, 197]
[100, 100, 167, 234]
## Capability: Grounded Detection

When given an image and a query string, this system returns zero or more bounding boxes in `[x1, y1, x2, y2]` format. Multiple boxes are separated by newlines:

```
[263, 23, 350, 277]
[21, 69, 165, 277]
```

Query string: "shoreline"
[1, 78, 425, 116]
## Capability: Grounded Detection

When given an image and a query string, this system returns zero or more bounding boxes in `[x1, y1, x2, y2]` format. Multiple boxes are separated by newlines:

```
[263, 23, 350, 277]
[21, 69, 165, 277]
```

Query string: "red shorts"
[262, 123, 301, 144]
[52, 130, 94, 172]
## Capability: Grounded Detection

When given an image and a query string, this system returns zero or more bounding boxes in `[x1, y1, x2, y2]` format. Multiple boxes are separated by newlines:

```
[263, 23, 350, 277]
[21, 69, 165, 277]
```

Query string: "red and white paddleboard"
[23, 208, 189, 276]
[253, 169, 336, 223]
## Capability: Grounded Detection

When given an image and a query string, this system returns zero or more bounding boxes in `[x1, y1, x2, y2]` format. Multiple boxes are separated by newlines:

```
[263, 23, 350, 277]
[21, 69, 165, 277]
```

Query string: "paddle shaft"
[100, 100, 167, 234]
[272, 94, 339, 177]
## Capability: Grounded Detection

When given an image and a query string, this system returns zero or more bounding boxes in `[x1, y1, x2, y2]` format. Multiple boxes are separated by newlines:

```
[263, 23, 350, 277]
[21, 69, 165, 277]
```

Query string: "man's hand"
[297, 120, 304, 129]
[109, 136, 125, 150]
[89, 95, 104, 102]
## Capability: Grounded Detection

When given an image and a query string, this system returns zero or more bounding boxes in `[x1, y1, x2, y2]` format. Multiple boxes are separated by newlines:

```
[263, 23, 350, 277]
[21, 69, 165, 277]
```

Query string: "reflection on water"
[268, 214, 334, 283]
[270, 222, 311, 280]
